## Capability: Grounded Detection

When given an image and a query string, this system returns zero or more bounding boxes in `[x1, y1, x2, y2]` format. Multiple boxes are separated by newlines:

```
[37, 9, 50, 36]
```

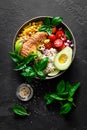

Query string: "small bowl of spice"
[16, 83, 33, 101]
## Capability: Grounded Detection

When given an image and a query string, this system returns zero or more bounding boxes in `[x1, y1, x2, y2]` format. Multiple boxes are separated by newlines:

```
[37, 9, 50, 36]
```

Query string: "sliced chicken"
[20, 32, 48, 57]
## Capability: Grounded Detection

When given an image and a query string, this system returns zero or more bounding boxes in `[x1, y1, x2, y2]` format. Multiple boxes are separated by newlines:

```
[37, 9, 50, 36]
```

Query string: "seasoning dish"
[11, 16, 76, 81]
[16, 83, 33, 101]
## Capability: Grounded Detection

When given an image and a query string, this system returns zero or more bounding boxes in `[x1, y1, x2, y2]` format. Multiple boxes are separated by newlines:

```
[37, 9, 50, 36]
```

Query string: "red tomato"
[48, 34, 56, 41]
[54, 39, 63, 48]
[52, 27, 57, 33]
[58, 43, 66, 51]
[56, 30, 65, 38]
[44, 42, 52, 49]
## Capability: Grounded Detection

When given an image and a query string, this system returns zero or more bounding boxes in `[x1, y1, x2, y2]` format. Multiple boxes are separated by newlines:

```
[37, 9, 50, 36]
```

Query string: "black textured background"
[0, 0, 87, 130]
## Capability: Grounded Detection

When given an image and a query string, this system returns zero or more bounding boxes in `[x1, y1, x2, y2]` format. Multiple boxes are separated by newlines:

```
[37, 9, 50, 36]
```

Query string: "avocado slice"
[15, 39, 23, 54]
[54, 46, 72, 70]
[48, 69, 60, 76]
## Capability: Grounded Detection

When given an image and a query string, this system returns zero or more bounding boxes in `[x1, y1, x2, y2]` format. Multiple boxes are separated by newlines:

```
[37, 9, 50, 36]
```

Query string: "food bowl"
[13, 16, 76, 80]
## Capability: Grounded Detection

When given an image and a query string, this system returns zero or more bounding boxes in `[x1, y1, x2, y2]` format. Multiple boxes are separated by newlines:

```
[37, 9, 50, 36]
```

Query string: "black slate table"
[0, 0, 87, 130]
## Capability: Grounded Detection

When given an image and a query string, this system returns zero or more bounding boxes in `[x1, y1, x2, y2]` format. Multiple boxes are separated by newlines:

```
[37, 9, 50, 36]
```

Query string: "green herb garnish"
[38, 17, 63, 35]
[64, 29, 72, 40]
[44, 80, 80, 115]
[9, 52, 48, 82]
[13, 105, 30, 116]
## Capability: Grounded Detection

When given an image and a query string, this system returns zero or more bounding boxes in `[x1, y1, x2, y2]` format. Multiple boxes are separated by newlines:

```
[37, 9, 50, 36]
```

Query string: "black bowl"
[13, 16, 76, 80]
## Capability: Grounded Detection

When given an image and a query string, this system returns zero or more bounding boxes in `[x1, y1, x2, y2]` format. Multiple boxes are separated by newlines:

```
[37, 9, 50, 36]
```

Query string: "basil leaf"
[68, 82, 80, 97]
[36, 70, 46, 79]
[44, 17, 50, 26]
[9, 52, 24, 63]
[45, 26, 52, 35]
[38, 25, 48, 32]
[68, 97, 73, 102]
[38, 25, 52, 35]
[65, 81, 72, 92]
[34, 57, 48, 71]
[24, 55, 35, 65]
[64, 29, 72, 40]
[49, 93, 66, 101]
[21, 66, 36, 77]
[13, 105, 30, 116]
[58, 92, 69, 98]
[14, 62, 26, 71]
[56, 80, 65, 93]
[51, 17, 63, 27]
[44, 94, 54, 105]
[14, 55, 34, 71]
[59, 102, 72, 115]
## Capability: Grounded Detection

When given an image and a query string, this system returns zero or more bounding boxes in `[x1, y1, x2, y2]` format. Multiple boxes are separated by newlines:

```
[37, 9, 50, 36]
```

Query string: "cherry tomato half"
[58, 43, 66, 51]
[48, 34, 56, 41]
[56, 30, 65, 39]
[54, 39, 63, 48]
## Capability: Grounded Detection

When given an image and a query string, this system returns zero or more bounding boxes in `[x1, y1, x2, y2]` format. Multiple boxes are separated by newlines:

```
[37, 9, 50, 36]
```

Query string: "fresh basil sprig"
[13, 105, 30, 116]
[64, 29, 72, 40]
[38, 17, 63, 35]
[9, 52, 24, 63]
[44, 80, 80, 115]
[9, 52, 48, 82]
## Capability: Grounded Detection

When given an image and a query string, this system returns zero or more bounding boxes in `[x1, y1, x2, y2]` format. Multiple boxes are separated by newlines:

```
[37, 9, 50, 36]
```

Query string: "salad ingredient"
[44, 42, 52, 49]
[32, 50, 42, 60]
[38, 17, 63, 34]
[61, 35, 67, 42]
[64, 29, 72, 40]
[9, 52, 24, 63]
[20, 21, 43, 38]
[48, 69, 60, 76]
[52, 27, 57, 33]
[54, 46, 72, 70]
[34, 57, 48, 71]
[20, 32, 48, 57]
[13, 105, 30, 116]
[51, 17, 63, 27]
[44, 80, 80, 114]
[58, 43, 66, 51]
[43, 48, 57, 74]
[15, 39, 23, 54]
[48, 34, 56, 41]
[14, 55, 35, 71]
[54, 39, 63, 48]
[56, 30, 65, 39]
[44, 39, 50, 44]
[9, 52, 48, 82]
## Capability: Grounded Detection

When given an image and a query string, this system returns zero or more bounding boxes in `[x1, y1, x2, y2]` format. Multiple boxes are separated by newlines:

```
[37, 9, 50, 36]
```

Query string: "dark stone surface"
[0, 0, 87, 130]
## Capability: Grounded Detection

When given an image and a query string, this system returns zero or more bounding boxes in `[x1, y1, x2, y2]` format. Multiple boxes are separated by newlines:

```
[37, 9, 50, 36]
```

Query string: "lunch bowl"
[13, 16, 76, 80]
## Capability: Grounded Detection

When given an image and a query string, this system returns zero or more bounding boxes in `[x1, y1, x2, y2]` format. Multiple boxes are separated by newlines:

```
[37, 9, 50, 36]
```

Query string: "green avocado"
[48, 69, 60, 76]
[15, 39, 23, 54]
[54, 46, 72, 70]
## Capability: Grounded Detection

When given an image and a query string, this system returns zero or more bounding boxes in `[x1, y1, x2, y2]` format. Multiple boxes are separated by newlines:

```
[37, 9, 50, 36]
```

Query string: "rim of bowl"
[13, 16, 76, 80]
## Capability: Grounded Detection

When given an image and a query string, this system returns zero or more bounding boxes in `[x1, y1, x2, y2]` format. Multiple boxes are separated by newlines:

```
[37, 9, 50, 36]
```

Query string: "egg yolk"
[59, 54, 68, 64]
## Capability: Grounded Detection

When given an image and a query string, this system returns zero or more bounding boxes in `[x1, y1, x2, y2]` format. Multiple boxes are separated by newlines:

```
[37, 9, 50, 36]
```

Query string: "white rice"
[42, 48, 58, 74]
